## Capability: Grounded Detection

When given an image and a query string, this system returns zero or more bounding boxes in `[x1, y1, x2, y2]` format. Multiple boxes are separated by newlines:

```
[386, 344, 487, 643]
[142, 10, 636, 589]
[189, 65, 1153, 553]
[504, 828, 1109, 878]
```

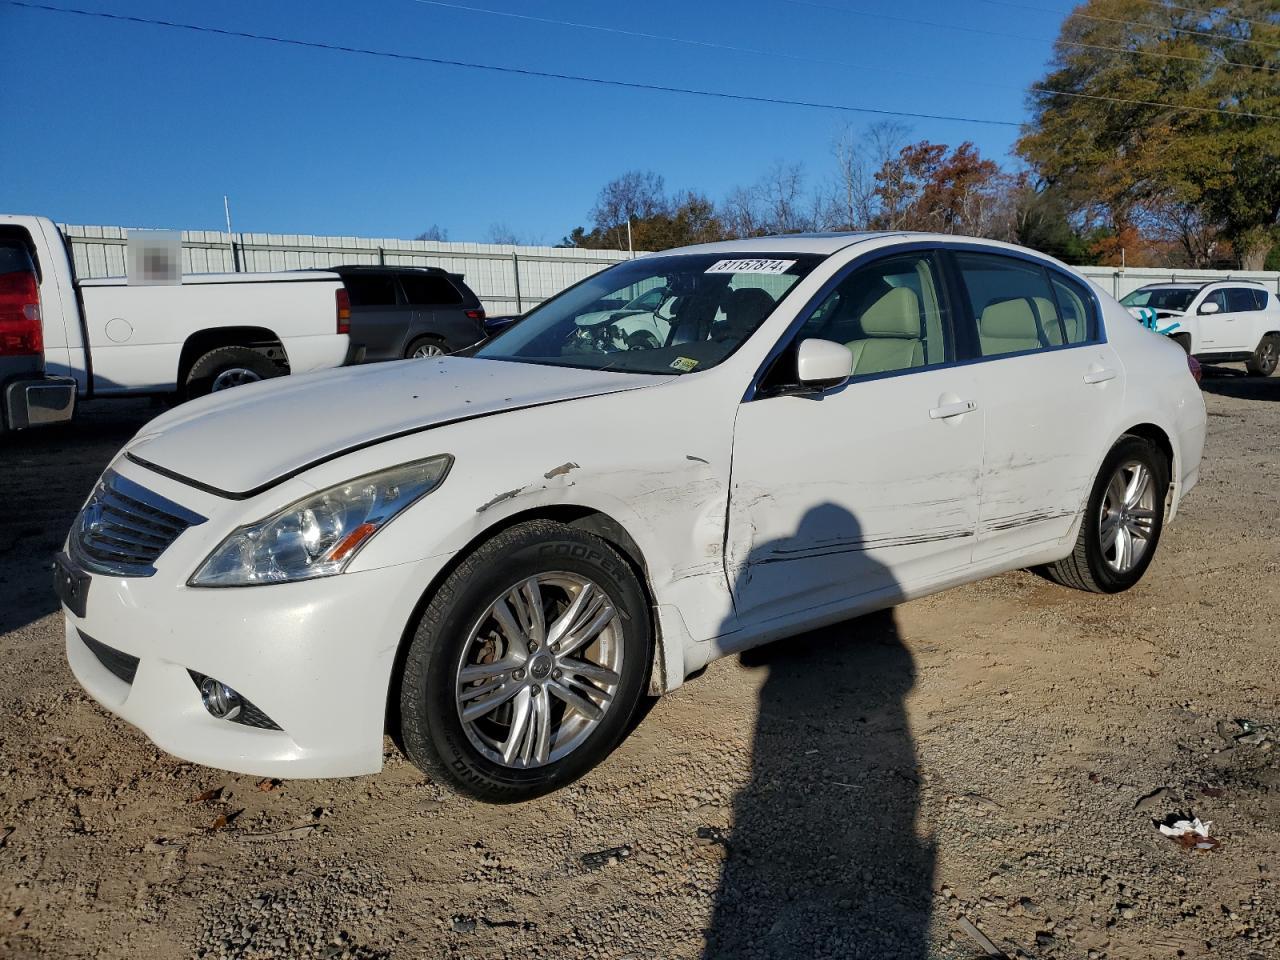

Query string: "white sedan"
[59, 233, 1206, 801]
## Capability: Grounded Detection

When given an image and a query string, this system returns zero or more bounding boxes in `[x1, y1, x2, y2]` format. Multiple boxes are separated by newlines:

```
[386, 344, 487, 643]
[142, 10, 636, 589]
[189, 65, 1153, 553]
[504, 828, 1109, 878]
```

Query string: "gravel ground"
[1, 369, 1277, 960]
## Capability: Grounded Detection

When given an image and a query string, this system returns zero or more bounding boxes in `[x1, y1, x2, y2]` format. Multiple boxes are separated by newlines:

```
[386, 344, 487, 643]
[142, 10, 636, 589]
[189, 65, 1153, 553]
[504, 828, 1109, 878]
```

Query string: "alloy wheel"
[210, 367, 263, 391]
[412, 343, 446, 358]
[454, 573, 623, 769]
[1099, 460, 1157, 573]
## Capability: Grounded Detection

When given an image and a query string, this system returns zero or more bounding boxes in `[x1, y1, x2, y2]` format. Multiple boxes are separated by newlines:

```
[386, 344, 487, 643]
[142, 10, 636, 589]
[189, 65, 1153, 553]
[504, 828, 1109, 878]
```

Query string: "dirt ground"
[1, 370, 1277, 960]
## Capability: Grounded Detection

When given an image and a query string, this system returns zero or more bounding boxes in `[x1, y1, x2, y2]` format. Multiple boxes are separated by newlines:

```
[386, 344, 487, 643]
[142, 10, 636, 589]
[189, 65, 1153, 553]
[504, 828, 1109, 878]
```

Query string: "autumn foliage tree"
[1017, 0, 1280, 268]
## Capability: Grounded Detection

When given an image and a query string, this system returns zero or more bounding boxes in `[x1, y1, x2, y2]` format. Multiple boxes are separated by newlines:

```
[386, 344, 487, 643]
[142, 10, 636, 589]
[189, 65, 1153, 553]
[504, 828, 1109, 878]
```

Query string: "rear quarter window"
[400, 273, 464, 306]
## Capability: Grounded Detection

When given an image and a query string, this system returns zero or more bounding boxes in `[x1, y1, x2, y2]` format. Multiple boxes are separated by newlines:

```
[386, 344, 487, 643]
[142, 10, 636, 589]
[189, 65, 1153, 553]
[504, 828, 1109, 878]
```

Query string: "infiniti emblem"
[529, 654, 553, 680]
[81, 499, 104, 536]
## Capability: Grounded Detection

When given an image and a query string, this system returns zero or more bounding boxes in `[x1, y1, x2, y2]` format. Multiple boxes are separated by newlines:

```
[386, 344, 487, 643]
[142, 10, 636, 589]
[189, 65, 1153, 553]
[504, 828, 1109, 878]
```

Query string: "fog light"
[200, 677, 243, 721]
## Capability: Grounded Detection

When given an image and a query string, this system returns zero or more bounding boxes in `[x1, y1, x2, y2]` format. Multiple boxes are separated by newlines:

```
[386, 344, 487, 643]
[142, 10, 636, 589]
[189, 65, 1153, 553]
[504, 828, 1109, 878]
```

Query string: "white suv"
[1122, 280, 1280, 376]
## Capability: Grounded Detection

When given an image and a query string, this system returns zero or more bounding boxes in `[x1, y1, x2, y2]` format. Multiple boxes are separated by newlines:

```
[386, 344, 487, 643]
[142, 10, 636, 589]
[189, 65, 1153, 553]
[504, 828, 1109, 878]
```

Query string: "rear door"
[1222, 287, 1264, 351]
[400, 272, 476, 353]
[950, 250, 1123, 563]
[343, 272, 408, 361]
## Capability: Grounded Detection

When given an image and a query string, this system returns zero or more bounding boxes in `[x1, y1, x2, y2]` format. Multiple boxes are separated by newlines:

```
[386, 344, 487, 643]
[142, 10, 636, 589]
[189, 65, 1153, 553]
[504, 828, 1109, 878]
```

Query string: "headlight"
[189, 456, 452, 586]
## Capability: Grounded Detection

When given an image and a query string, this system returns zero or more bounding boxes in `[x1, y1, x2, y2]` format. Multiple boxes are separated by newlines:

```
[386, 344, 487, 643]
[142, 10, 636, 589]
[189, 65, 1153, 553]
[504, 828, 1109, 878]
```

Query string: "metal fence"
[61, 224, 638, 316]
[62, 224, 1279, 314]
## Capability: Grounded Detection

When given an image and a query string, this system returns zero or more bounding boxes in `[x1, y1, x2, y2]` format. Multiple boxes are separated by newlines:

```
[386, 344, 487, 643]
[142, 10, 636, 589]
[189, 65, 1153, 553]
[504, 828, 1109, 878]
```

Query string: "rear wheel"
[1039, 435, 1169, 594]
[398, 520, 652, 801]
[1245, 335, 1279, 377]
[185, 346, 280, 398]
[405, 336, 448, 359]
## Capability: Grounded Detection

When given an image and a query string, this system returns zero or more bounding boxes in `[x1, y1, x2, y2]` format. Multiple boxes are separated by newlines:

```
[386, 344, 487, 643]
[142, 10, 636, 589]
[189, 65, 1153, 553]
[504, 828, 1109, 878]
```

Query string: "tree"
[1018, 0, 1280, 269]
[415, 224, 449, 242]
[486, 223, 520, 245]
[828, 121, 910, 230]
[722, 162, 821, 237]
[564, 174, 728, 250]
[872, 140, 1018, 238]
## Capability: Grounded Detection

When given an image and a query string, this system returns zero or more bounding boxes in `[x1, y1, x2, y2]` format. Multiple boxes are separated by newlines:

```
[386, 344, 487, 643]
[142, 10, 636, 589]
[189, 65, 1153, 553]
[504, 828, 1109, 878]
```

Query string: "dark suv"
[331, 266, 486, 361]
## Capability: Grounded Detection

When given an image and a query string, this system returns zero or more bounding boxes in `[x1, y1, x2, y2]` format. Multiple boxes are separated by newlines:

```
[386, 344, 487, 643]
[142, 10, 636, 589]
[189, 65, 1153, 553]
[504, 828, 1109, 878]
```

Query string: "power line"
[972, 0, 1280, 50]
[780, 0, 1280, 73]
[2, 1, 1020, 126]
[9, 2, 1276, 124]
[406, 0, 1280, 120]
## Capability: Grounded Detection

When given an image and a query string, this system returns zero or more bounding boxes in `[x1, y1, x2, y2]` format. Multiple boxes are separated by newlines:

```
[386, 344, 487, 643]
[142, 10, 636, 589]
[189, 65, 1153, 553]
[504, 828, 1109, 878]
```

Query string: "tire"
[185, 346, 281, 398]
[405, 336, 448, 359]
[1245, 334, 1279, 377]
[399, 520, 652, 802]
[1038, 435, 1169, 594]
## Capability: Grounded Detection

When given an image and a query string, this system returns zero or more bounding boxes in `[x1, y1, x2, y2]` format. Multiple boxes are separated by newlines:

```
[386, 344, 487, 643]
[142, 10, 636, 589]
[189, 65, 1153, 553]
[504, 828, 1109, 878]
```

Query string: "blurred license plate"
[53, 551, 90, 617]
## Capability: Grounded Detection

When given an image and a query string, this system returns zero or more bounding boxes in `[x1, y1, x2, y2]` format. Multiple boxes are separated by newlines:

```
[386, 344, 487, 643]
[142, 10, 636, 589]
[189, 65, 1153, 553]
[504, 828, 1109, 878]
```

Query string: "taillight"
[336, 288, 351, 335]
[0, 270, 42, 357]
[465, 308, 486, 321]
[1187, 354, 1202, 384]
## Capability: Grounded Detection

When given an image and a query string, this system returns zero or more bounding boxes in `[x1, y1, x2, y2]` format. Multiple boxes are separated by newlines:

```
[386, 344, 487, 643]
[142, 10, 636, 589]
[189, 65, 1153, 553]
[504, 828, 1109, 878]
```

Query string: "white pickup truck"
[1121, 280, 1280, 377]
[0, 214, 352, 432]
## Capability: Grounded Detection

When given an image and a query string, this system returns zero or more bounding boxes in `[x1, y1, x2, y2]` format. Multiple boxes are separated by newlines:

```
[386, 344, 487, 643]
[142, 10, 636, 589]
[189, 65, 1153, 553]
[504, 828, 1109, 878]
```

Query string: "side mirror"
[796, 338, 853, 390]
[1198, 300, 1220, 315]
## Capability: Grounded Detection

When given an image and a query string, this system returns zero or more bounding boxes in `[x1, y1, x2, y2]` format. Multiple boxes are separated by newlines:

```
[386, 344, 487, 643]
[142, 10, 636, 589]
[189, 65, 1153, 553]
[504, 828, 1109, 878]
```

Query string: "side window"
[400, 273, 464, 306]
[343, 274, 399, 307]
[1049, 273, 1096, 344]
[802, 253, 952, 377]
[955, 252, 1065, 357]
[1226, 288, 1259, 313]
[1255, 290, 1270, 311]
[1202, 290, 1228, 313]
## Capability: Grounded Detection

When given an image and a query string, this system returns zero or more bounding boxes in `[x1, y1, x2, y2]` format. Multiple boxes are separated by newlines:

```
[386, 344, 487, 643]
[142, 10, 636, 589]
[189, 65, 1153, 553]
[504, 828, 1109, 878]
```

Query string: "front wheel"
[1245, 334, 1279, 377]
[398, 520, 652, 801]
[1038, 435, 1169, 594]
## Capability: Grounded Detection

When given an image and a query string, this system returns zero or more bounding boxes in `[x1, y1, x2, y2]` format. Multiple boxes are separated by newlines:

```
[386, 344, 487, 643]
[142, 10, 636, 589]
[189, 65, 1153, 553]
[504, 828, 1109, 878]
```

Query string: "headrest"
[860, 287, 920, 338]
[720, 287, 776, 326]
[980, 297, 1040, 339]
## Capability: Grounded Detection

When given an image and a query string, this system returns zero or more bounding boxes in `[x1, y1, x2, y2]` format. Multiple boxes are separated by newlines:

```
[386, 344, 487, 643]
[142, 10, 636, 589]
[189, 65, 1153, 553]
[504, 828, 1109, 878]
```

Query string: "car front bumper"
[63, 555, 444, 779]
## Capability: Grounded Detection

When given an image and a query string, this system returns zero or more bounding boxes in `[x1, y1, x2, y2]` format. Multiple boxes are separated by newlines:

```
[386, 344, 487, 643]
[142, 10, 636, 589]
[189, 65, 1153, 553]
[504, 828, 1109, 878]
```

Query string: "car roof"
[1137, 280, 1267, 290]
[659, 231, 1069, 260]
[328, 264, 450, 276]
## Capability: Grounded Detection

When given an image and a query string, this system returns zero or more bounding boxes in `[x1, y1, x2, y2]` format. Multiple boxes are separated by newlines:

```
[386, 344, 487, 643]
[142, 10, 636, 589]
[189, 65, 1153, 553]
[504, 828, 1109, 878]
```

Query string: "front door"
[726, 251, 983, 627]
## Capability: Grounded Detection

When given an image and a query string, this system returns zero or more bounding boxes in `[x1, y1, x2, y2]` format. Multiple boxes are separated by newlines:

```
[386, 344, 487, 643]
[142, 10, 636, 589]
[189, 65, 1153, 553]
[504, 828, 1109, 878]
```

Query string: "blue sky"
[2, 0, 1071, 242]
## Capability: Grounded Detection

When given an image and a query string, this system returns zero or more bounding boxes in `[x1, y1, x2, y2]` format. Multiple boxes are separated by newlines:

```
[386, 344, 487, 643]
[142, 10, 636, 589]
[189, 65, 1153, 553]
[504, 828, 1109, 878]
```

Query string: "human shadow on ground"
[704, 504, 934, 959]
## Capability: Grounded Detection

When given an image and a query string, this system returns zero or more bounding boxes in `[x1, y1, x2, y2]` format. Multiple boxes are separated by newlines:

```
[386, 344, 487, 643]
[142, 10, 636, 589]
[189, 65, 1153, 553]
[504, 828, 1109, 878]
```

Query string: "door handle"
[1083, 368, 1117, 385]
[929, 399, 977, 420]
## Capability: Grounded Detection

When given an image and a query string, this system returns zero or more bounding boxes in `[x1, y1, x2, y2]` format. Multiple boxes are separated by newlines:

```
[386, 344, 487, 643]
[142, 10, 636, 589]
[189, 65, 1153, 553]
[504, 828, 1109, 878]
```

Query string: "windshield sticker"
[705, 258, 797, 275]
[669, 357, 699, 372]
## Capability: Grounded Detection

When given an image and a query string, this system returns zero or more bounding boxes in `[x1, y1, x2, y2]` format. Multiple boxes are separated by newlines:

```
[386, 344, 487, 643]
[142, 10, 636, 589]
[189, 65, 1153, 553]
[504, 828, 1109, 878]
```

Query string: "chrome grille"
[69, 470, 206, 577]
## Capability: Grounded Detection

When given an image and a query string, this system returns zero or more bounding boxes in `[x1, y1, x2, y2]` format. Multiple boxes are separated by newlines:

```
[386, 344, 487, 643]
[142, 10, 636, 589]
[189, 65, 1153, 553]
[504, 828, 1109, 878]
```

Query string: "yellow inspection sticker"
[669, 357, 699, 372]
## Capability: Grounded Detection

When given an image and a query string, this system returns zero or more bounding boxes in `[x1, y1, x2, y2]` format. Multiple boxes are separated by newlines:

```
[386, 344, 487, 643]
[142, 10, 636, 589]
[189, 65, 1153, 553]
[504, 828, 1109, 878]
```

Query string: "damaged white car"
[59, 234, 1206, 801]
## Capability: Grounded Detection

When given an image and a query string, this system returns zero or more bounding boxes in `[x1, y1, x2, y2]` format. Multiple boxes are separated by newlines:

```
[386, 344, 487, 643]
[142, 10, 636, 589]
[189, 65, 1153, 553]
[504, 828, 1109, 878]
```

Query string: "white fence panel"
[59, 224, 1280, 315]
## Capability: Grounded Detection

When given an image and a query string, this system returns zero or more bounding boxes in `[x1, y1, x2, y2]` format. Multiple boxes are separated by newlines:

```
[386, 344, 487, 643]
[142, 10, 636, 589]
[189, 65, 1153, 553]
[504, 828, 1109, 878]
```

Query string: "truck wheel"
[399, 520, 652, 802]
[1037, 435, 1168, 594]
[185, 346, 281, 397]
[1245, 335, 1279, 377]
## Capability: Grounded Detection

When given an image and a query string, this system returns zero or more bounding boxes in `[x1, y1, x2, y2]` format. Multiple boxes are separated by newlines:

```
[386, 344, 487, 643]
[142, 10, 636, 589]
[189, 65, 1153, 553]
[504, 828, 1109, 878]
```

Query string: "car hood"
[127, 358, 666, 498]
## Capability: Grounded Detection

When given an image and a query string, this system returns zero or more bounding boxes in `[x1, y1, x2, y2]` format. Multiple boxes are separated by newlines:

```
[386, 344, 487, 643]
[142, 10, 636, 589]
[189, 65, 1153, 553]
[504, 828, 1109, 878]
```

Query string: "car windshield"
[1121, 287, 1197, 311]
[476, 253, 822, 375]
